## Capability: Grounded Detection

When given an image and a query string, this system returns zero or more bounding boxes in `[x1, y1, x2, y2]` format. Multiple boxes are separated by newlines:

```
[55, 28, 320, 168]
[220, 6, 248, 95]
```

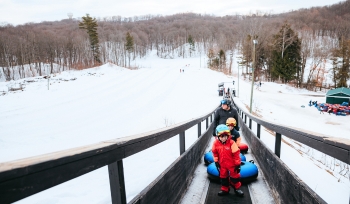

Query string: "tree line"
[0, 0, 349, 89]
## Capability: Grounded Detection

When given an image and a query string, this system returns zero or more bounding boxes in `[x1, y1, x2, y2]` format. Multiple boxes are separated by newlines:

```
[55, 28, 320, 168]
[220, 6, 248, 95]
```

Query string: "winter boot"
[234, 189, 244, 197]
[218, 190, 229, 196]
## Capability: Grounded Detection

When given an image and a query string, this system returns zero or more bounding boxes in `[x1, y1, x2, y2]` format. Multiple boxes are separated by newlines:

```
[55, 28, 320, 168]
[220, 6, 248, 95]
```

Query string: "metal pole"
[249, 40, 257, 113]
[237, 62, 239, 97]
[46, 61, 50, 90]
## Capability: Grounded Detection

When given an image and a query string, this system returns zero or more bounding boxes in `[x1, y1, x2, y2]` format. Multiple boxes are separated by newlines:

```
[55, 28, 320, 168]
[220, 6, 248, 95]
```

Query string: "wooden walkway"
[205, 182, 252, 204]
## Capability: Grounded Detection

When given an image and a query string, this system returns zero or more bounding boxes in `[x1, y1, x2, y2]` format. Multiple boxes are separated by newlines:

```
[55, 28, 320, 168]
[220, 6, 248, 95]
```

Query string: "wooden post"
[198, 122, 201, 138]
[244, 115, 247, 124]
[108, 160, 127, 204]
[275, 133, 282, 158]
[257, 124, 261, 139]
[179, 132, 185, 155]
[206, 118, 208, 129]
[249, 118, 252, 129]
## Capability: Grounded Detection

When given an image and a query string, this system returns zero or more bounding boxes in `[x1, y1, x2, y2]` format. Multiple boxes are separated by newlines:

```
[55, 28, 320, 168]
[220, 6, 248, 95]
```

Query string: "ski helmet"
[215, 124, 230, 136]
[221, 99, 231, 106]
[226, 117, 237, 127]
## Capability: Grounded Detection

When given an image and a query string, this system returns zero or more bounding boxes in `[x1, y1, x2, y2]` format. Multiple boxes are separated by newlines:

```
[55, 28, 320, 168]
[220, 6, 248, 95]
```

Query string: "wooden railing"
[0, 107, 217, 204]
[234, 101, 350, 165]
[233, 98, 350, 203]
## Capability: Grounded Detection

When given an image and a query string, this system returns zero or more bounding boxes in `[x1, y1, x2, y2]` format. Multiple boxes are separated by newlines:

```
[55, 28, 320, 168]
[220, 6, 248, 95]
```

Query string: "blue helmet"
[215, 124, 230, 136]
[221, 99, 231, 106]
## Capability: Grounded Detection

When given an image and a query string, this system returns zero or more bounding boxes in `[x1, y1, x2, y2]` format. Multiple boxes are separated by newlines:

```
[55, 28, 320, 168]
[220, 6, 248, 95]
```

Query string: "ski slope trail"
[0, 64, 229, 203]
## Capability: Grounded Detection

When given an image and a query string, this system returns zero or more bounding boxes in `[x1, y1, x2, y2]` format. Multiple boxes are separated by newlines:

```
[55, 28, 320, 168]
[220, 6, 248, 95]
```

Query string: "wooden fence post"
[108, 160, 127, 204]
[179, 132, 185, 155]
[198, 122, 201, 138]
[275, 133, 282, 158]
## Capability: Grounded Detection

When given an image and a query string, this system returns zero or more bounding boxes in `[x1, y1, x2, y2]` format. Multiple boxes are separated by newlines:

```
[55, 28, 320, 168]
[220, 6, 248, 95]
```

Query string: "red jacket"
[212, 136, 241, 167]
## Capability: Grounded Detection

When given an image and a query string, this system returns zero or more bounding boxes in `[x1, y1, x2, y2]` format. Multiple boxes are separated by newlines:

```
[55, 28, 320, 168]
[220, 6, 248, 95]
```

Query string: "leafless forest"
[0, 1, 349, 89]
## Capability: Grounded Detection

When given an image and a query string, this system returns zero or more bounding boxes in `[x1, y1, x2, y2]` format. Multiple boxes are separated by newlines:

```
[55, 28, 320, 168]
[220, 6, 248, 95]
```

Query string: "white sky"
[1, 48, 349, 203]
[0, 0, 344, 25]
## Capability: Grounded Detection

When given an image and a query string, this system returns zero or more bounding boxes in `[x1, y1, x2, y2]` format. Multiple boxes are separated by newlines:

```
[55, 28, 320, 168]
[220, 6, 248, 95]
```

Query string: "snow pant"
[219, 165, 241, 192]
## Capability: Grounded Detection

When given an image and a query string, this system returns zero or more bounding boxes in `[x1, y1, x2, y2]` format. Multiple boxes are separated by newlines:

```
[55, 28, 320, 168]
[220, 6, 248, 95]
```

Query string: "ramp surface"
[205, 182, 252, 204]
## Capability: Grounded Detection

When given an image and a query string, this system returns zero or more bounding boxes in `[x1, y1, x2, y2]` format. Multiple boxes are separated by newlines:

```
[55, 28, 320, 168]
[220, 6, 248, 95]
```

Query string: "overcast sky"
[0, 0, 344, 25]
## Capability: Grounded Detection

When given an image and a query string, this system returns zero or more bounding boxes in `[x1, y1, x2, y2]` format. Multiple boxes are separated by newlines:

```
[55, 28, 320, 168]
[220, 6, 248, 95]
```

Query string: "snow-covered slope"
[1, 51, 349, 203]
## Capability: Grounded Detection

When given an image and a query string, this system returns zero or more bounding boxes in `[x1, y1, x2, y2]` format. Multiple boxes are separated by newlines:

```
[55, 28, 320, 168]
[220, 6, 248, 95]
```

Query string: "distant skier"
[182, 69, 184, 72]
[180, 69, 181, 73]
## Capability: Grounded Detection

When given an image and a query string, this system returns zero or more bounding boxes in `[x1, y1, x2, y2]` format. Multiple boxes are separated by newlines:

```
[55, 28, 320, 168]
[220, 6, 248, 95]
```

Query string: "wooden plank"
[234, 101, 350, 165]
[0, 112, 212, 181]
[0, 108, 217, 203]
[238, 116, 327, 204]
[0, 147, 124, 204]
[129, 122, 215, 204]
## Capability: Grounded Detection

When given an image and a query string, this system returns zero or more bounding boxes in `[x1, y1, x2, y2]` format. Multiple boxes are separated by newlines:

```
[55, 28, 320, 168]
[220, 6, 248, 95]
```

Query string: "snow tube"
[207, 161, 259, 183]
[336, 112, 347, 116]
[204, 151, 246, 165]
[238, 143, 249, 153]
[341, 102, 349, 106]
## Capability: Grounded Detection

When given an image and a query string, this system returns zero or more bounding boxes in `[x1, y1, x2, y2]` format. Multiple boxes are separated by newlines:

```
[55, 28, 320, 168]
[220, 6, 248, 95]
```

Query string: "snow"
[1, 51, 349, 204]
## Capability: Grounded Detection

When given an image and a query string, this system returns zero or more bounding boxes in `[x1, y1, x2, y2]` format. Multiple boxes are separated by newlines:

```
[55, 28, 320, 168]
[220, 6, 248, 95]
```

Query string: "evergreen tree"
[271, 23, 301, 83]
[79, 14, 101, 64]
[332, 37, 350, 88]
[125, 32, 134, 67]
[188, 35, 195, 57]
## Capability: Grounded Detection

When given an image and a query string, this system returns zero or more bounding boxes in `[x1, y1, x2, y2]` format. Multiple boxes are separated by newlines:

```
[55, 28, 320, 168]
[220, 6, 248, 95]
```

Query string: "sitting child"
[212, 124, 244, 197]
[226, 117, 241, 145]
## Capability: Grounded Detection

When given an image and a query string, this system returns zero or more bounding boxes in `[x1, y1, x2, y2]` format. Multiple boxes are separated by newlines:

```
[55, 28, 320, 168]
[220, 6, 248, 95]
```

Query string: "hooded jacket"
[212, 136, 241, 167]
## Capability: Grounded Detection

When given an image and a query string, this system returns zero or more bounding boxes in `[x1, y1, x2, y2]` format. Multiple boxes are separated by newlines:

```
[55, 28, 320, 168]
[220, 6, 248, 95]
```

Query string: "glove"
[215, 162, 220, 172]
[234, 165, 241, 173]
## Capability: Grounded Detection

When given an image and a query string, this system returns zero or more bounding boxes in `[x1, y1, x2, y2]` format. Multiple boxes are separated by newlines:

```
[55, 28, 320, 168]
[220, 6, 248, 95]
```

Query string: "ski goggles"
[226, 123, 236, 127]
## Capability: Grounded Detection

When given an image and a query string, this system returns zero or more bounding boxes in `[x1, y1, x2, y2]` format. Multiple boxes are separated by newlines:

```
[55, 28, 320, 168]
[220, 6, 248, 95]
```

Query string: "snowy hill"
[1, 51, 349, 203]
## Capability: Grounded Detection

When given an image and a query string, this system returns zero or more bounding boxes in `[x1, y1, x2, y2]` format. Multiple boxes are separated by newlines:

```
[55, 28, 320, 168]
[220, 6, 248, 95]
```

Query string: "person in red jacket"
[212, 124, 244, 197]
